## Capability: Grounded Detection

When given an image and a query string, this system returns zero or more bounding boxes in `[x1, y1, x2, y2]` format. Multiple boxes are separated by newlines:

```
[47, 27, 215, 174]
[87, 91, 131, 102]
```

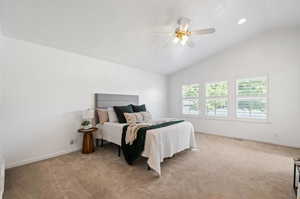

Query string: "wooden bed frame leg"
[118, 146, 121, 157]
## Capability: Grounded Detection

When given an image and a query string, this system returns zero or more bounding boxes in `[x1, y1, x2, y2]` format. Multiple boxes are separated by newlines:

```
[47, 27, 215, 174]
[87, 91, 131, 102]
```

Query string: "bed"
[94, 93, 196, 176]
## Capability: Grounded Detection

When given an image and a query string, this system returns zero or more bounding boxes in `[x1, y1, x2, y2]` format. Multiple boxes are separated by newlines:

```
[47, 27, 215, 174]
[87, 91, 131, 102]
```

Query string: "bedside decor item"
[81, 108, 94, 129]
[81, 120, 92, 129]
[78, 127, 98, 154]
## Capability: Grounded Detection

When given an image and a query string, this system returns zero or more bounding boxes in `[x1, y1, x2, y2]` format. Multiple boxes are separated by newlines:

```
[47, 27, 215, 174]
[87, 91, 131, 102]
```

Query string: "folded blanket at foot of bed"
[121, 120, 184, 165]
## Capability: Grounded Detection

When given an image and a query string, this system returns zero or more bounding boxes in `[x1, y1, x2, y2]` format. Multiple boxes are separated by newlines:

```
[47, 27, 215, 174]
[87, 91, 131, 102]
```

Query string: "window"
[182, 84, 200, 115]
[236, 77, 268, 119]
[205, 81, 228, 117]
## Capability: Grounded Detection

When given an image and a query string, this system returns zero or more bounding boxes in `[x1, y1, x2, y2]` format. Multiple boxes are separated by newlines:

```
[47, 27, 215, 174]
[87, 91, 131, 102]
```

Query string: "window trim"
[234, 76, 269, 122]
[204, 81, 229, 118]
[179, 75, 271, 124]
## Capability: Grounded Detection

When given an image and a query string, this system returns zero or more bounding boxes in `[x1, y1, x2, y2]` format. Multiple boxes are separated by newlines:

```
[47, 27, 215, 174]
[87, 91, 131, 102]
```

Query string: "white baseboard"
[195, 131, 300, 149]
[6, 147, 81, 169]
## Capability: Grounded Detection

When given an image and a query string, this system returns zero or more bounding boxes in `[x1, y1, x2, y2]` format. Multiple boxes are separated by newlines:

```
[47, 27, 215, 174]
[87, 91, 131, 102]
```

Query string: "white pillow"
[135, 113, 144, 122]
[107, 107, 118, 122]
[140, 111, 152, 122]
[124, 113, 137, 124]
[124, 112, 144, 124]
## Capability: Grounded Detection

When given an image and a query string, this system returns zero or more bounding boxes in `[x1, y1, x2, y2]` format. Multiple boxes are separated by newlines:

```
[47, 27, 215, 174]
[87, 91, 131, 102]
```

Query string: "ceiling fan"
[162, 17, 216, 47]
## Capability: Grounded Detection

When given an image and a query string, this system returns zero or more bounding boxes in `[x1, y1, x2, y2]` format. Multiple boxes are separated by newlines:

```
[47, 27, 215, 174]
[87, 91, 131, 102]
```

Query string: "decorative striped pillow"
[97, 109, 109, 124]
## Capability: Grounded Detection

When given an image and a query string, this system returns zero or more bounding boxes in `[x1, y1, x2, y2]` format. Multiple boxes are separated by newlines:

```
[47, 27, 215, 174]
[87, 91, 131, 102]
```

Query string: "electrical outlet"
[70, 140, 74, 145]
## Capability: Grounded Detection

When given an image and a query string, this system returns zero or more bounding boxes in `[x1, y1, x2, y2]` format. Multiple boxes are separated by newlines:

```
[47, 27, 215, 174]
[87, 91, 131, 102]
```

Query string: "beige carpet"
[4, 133, 300, 199]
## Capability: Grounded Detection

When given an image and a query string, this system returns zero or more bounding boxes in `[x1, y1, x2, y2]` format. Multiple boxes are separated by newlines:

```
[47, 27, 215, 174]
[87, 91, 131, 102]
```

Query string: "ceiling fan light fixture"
[173, 37, 179, 44]
[238, 18, 247, 25]
[180, 36, 189, 46]
[166, 17, 215, 47]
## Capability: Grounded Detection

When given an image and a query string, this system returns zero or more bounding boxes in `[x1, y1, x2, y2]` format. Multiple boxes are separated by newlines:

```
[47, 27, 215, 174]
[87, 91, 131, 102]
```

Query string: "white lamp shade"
[82, 109, 94, 120]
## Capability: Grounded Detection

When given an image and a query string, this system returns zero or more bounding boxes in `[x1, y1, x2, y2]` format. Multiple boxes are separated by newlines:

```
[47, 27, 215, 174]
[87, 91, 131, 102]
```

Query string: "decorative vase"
[82, 124, 92, 129]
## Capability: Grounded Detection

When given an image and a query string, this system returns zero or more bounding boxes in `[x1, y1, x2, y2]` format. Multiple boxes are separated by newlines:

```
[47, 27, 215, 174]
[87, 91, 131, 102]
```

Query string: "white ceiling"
[0, 0, 300, 74]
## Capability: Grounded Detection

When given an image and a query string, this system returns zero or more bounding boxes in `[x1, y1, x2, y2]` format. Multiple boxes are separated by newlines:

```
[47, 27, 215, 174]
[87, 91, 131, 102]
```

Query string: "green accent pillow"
[131, 104, 146, 112]
[113, 105, 134, 123]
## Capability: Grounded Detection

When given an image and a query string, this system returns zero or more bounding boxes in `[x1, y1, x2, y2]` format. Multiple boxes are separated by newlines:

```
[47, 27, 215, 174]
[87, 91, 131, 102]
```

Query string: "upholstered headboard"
[94, 93, 139, 123]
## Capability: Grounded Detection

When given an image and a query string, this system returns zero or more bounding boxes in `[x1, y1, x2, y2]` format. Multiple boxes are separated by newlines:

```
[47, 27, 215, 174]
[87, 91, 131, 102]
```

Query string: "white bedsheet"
[95, 122, 126, 146]
[95, 120, 197, 176]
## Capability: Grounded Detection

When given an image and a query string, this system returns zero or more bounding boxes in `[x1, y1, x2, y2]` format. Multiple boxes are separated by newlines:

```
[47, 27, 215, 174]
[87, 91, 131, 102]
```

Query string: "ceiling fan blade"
[191, 28, 216, 35]
[187, 40, 195, 48]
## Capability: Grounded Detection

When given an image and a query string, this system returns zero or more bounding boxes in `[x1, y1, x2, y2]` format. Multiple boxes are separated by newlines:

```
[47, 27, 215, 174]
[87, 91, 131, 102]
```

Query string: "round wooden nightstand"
[78, 127, 98, 154]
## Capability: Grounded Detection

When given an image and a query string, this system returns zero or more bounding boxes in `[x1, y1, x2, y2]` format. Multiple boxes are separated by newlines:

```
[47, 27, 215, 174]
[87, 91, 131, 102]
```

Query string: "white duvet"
[96, 119, 197, 176]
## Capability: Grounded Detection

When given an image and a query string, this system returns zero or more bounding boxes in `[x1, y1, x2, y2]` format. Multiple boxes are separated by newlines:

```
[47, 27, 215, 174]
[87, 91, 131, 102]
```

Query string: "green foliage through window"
[183, 99, 199, 115]
[206, 81, 228, 97]
[206, 99, 228, 117]
[182, 84, 199, 98]
[237, 79, 266, 97]
[237, 99, 266, 119]
[182, 84, 200, 115]
[205, 81, 228, 117]
[236, 77, 268, 119]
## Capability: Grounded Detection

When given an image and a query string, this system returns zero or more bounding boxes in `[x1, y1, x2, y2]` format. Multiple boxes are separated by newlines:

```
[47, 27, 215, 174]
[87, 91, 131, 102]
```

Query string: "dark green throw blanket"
[121, 120, 184, 165]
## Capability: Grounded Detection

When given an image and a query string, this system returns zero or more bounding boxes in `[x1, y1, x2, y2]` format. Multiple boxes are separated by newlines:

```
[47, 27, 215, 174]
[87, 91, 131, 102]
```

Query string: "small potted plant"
[81, 120, 92, 130]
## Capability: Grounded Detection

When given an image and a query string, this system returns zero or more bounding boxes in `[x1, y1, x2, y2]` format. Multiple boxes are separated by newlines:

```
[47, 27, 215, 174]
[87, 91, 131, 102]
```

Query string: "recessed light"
[238, 18, 247, 25]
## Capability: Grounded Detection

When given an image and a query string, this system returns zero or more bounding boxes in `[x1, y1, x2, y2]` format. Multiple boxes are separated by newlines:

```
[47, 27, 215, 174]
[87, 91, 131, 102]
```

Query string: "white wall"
[0, 28, 4, 107]
[0, 36, 167, 168]
[0, 29, 5, 177]
[0, 30, 4, 197]
[0, 151, 4, 199]
[168, 27, 300, 148]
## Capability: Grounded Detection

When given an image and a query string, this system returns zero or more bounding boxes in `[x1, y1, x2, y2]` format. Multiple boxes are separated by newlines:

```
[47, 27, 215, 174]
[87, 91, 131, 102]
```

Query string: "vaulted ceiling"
[0, 0, 300, 74]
